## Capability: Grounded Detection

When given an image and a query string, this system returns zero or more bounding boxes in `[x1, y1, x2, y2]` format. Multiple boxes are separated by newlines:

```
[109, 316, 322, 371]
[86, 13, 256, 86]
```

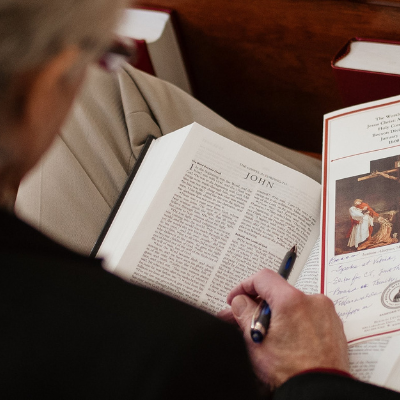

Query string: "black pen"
[250, 245, 297, 343]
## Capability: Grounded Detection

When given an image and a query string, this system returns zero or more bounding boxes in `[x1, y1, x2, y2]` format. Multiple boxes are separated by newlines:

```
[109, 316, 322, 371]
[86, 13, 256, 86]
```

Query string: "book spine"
[90, 135, 156, 257]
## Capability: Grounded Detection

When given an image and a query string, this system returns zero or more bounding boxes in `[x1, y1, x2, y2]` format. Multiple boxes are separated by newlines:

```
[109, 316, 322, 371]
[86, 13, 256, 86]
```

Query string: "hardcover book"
[115, 7, 193, 94]
[332, 38, 400, 107]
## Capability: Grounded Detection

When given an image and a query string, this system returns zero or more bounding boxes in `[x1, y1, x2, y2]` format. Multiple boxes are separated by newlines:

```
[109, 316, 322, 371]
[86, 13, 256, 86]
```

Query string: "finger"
[227, 268, 294, 307]
[230, 294, 259, 339]
[216, 307, 238, 325]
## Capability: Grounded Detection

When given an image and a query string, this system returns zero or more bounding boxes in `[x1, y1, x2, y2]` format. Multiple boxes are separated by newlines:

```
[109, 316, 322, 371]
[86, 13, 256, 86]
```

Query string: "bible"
[93, 123, 322, 314]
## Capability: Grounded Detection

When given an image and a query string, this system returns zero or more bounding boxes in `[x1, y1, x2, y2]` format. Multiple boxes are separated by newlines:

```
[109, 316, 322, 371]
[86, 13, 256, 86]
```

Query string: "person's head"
[354, 199, 362, 206]
[0, 0, 126, 206]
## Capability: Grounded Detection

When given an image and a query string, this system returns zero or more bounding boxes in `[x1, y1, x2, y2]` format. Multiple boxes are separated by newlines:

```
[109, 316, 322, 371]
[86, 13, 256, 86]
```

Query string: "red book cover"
[99, 37, 155, 76]
[332, 37, 400, 107]
[131, 39, 156, 76]
[126, 5, 173, 76]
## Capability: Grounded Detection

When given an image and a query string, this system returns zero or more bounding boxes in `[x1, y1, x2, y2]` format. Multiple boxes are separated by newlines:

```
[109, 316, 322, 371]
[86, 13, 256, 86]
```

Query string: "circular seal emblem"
[381, 280, 400, 309]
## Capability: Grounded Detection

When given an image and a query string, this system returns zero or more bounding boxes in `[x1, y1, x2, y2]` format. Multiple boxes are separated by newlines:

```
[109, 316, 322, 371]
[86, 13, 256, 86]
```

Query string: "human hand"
[218, 269, 349, 389]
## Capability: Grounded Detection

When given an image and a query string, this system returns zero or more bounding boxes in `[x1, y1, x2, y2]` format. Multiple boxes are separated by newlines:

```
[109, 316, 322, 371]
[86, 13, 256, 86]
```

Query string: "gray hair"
[0, 0, 127, 92]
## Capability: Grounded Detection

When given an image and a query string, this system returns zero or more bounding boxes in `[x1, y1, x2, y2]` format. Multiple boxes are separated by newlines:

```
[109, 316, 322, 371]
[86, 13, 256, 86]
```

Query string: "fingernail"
[231, 295, 248, 317]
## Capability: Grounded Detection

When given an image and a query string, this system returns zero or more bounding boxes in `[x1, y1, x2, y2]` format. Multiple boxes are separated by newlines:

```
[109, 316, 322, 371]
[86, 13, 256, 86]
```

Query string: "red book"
[132, 39, 156, 76]
[115, 7, 193, 95]
[332, 37, 400, 107]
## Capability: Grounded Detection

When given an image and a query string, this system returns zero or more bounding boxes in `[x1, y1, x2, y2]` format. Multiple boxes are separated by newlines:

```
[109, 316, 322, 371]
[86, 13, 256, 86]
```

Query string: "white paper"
[322, 95, 400, 343]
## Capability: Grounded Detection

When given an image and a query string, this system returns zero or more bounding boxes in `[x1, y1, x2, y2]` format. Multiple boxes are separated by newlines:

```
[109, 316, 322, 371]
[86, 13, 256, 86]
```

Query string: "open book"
[93, 123, 322, 313]
[94, 97, 400, 388]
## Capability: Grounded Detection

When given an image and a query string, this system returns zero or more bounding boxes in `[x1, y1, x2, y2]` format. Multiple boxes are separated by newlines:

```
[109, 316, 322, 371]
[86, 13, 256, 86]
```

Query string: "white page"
[349, 338, 391, 382]
[335, 41, 400, 75]
[105, 123, 321, 313]
[116, 9, 168, 42]
[385, 357, 400, 392]
[115, 9, 193, 94]
[99, 125, 191, 268]
[295, 236, 321, 294]
[369, 335, 400, 391]
[322, 95, 400, 343]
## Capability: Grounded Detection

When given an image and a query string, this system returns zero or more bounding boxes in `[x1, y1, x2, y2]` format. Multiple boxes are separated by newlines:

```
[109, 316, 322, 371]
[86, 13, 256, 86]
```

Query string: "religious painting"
[335, 154, 400, 255]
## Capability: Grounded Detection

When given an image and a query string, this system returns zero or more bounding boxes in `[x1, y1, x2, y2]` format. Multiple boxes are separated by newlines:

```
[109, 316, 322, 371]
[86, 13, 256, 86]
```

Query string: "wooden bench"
[134, 0, 400, 153]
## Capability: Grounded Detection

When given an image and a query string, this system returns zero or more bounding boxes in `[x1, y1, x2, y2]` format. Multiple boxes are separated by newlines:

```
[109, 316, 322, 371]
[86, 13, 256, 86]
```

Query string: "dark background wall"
[134, 0, 400, 153]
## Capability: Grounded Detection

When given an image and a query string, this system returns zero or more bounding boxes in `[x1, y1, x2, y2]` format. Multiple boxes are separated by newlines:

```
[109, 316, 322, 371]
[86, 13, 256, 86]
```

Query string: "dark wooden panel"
[133, 0, 400, 153]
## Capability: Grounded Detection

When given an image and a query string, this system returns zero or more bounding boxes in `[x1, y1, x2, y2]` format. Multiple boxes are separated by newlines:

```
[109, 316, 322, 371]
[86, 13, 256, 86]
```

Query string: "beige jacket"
[16, 64, 321, 254]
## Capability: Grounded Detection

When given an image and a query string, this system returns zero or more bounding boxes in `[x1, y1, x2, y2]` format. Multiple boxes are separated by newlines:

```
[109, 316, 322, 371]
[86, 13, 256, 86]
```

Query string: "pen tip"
[291, 245, 297, 253]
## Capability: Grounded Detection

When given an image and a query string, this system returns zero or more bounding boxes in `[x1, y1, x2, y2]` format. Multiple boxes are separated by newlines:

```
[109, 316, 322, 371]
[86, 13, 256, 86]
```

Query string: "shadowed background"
[134, 0, 400, 153]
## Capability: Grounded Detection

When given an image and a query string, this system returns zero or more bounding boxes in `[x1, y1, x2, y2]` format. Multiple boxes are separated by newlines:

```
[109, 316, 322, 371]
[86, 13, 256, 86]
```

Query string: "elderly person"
[1, 0, 399, 399]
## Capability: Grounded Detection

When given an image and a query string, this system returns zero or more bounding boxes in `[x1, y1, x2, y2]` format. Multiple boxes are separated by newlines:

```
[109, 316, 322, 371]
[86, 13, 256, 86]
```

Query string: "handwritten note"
[326, 245, 400, 342]
[323, 97, 400, 344]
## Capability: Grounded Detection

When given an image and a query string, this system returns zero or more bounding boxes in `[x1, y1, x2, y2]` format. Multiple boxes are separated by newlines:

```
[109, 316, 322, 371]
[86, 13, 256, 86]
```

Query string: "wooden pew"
[134, 0, 400, 153]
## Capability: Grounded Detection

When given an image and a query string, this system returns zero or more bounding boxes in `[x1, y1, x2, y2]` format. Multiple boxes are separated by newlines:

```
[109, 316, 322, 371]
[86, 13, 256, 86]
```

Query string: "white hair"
[0, 0, 127, 92]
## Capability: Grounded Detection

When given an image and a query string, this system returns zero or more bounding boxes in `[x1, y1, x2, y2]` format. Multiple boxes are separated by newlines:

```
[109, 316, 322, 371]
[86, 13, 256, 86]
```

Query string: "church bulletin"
[322, 96, 400, 344]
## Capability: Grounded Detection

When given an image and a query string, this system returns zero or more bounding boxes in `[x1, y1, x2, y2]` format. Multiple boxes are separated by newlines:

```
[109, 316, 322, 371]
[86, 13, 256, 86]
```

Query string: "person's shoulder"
[3, 246, 241, 348]
[2, 251, 259, 398]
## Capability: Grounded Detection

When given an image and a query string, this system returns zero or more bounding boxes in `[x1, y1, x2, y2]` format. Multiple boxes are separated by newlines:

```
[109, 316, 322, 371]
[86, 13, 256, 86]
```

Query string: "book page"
[322, 95, 400, 343]
[369, 335, 400, 391]
[382, 352, 400, 392]
[116, 9, 169, 42]
[385, 359, 400, 392]
[295, 236, 320, 294]
[98, 126, 191, 267]
[106, 123, 321, 314]
[334, 41, 400, 75]
[349, 338, 391, 382]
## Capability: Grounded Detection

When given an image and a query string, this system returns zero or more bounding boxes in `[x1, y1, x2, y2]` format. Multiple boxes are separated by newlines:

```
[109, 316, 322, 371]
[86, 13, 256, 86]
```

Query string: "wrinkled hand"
[218, 269, 349, 389]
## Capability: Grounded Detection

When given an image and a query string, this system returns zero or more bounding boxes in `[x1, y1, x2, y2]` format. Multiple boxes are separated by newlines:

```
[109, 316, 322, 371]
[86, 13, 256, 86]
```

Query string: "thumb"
[231, 295, 258, 334]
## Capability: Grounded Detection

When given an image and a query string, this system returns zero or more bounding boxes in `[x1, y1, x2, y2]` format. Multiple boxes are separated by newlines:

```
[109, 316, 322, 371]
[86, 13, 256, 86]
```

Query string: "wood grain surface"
[133, 0, 400, 153]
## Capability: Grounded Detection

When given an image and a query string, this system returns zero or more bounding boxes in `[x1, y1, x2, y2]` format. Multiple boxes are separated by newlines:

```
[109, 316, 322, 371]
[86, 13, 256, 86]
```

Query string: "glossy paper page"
[322, 95, 400, 343]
